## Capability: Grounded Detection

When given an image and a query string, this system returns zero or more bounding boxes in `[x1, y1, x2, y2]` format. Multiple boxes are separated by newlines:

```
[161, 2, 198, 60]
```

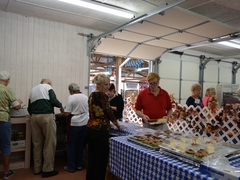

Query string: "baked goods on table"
[148, 118, 167, 125]
[206, 145, 215, 154]
[128, 133, 163, 148]
[191, 137, 200, 145]
[195, 149, 208, 157]
[178, 144, 186, 153]
[185, 149, 195, 155]
[129, 131, 219, 160]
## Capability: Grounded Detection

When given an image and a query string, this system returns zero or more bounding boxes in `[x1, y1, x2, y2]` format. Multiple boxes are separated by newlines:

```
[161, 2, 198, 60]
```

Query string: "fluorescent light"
[58, 0, 135, 19]
[218, 41, 240, 49]
[136, 67, 149, 72]
[90, 70, 110, 75]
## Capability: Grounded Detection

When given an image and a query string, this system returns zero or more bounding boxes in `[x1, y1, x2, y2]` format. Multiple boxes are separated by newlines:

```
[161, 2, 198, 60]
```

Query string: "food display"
[127, 130, 169, 149]
[159, 134, 240, 166]
[127, 129, 240, 167]
[129, 135, 162, 148]
[128, 130, 183, 150]
[128, 134, 162, 150]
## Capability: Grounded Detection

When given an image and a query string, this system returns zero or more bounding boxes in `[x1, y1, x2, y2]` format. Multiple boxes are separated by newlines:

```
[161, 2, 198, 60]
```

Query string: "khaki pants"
[31, 114, 56, 173]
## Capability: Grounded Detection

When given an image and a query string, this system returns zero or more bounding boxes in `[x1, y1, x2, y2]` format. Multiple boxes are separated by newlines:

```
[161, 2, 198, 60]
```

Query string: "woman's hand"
[17, 99, 23, 104]
[111, 106, 117, 111]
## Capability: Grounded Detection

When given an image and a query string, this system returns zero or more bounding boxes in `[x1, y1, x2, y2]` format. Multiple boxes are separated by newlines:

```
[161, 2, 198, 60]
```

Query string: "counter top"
[11, 116, 30, 124]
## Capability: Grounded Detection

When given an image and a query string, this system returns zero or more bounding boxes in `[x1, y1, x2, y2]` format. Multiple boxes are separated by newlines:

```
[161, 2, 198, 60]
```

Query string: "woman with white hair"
[186, 83, 203, 107]
[0, 70, 22, 180]
[58, 83, 89, 172]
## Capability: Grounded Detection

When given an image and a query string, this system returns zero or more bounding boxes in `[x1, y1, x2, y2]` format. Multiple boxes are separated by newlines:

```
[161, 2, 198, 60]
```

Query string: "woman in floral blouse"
[86, 74, 121, 180]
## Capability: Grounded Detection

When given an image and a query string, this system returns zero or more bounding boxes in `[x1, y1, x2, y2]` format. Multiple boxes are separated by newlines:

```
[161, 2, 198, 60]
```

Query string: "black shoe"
[42, 170, 58, 178]
[34, 171, 42, 175]
[76, 167, 82, 171]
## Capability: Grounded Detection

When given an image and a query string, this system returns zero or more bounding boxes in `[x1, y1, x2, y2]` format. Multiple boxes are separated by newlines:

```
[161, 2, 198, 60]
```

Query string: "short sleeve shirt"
[0, 84, 18, 122]
[135, 87, 172, 119]
[65, 93, 89, 126]
[186, 96, 203, 107]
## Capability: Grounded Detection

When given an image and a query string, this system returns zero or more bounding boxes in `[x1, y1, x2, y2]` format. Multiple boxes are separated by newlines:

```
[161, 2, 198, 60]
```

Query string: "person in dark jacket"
[27, 79, 63, 178]
[106, 83, 124, 121]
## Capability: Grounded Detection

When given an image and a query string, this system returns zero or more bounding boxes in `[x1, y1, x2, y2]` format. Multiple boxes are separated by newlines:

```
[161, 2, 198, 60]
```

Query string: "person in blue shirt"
[186, 83, 203, 107]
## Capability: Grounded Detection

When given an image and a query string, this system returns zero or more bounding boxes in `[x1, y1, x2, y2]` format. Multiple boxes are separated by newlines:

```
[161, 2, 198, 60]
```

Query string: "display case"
[0, 116, 31, 171]
[216, 84, 240, 106]
[55, 114, 67, 152]
[122, 82, 139, 100]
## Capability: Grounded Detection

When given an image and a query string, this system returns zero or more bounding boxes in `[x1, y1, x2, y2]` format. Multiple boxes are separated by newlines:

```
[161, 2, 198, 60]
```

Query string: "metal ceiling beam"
[167, 32, 240, 53]
[232, 61, 240, 84]
[198, 55, 218, 93]
[87, 0, 187, 56]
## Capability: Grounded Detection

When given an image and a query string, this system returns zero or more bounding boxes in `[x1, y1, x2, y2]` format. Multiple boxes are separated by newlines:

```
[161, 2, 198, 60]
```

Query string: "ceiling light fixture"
[136, 67, 149, 72]
[58, 0, 135, 19]
[218, 41, 240, 49]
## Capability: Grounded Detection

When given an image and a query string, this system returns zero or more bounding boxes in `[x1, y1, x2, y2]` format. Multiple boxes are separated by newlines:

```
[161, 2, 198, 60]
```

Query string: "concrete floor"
[0, 153, 87, 180]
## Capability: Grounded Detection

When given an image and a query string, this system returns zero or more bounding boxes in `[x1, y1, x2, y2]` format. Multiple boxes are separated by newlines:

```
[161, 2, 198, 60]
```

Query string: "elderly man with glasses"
[135, 72, 172, 130]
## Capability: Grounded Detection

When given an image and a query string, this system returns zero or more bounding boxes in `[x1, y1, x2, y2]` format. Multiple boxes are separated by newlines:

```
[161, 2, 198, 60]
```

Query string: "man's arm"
[49, 89, 62, 108]
[58, 111, 71, 118]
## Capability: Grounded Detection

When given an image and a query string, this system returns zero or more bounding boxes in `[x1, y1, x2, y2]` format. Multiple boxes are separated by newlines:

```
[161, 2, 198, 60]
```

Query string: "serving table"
[110, 136, 218, 180]
[109, 121, 145, 137]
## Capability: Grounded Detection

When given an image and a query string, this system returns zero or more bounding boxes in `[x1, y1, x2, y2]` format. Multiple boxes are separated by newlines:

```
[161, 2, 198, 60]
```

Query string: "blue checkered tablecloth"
[229, 156, 240, 168]
[109, 121, 144, 136]
[110, 136, 218, 180]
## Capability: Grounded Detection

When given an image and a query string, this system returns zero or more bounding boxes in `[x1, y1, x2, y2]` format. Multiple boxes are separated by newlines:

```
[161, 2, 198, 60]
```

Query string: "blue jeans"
[0, 122, 11, 156]
[67, 125, 87, 171]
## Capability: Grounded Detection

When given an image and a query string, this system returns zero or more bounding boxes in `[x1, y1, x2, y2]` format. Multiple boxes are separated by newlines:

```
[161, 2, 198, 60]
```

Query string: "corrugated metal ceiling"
[0, 0, 240, 62]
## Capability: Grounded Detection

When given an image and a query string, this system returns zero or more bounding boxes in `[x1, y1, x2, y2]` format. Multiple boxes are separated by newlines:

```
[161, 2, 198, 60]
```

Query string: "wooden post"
[115, 57, 123, 94]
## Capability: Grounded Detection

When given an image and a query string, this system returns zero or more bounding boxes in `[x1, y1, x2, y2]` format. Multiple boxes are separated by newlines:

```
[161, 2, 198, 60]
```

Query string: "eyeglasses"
[148, 82, 158, 86]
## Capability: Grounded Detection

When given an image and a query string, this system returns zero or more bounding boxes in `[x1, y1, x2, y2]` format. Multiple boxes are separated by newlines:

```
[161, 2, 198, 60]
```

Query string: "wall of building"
[0, 10, 101, 109]
[158, 50, 240, 105]
[1, 10, 239, 110]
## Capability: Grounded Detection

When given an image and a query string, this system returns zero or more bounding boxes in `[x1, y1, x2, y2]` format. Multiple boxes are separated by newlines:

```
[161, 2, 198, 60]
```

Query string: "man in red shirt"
[135, 72, 172, 130]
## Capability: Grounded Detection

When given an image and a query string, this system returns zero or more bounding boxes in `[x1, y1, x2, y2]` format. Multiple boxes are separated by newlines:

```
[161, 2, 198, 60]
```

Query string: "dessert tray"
[127, 130, 181, 150]
[127, 130, 240, 167]
[158, 136, 240, 167]
[148, 118, 167, 125]
[128, 134, 162, 150]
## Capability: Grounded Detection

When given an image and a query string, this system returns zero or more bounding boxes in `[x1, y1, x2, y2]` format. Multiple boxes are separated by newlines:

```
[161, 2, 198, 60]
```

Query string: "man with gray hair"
[0, 70, 22, 180]
[27, 78, 63, 178]
[58, 83, 89, 172]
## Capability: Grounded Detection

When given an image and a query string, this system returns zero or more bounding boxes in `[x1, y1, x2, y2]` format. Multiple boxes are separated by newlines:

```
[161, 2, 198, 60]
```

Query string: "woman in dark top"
[106, 83, 124, 121]
[186, 83, 203, 107]
[86, 74, 121, 180]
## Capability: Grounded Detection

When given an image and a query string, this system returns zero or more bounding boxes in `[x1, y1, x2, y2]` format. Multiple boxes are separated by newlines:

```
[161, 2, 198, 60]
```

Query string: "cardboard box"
[200, 164, 240, 180]
[11, 140, 25, 149]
